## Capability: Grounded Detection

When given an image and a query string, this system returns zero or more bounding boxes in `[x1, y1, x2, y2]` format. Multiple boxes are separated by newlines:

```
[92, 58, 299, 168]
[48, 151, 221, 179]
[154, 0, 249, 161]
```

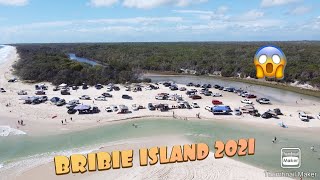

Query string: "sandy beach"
[1, 46, 319, 179]
[0, 46, 320, 137]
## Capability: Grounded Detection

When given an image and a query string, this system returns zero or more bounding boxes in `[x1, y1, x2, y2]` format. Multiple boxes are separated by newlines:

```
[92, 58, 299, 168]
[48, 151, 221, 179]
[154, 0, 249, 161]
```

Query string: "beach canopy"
[19, 96, 31, 101]
[119, 105, 129, 110]
[20, 96, 39, 101]
[59, 83, 68, 88]
[74, 105, 91, 110]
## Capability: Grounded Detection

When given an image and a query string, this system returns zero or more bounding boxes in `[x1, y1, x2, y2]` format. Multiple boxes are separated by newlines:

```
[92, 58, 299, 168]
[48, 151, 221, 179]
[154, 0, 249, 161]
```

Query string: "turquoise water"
[1, 119, 319, 178]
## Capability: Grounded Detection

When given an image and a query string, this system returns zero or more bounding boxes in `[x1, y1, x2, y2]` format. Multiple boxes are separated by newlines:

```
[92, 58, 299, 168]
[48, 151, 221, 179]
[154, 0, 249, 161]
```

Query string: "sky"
[0, 0, 319, 43]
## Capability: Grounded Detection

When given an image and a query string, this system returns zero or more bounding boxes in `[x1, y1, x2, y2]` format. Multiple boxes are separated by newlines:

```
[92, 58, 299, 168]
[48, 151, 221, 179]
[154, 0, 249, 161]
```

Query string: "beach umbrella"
[19, 96, 30, 101]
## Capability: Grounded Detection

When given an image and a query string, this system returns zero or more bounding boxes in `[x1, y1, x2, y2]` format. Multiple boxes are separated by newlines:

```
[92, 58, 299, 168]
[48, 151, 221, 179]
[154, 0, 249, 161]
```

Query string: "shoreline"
[10, 114, 320, 138]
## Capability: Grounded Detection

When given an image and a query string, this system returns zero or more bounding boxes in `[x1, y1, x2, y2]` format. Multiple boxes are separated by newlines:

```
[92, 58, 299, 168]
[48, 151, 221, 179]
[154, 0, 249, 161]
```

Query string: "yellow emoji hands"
[254, 46, 286, 80]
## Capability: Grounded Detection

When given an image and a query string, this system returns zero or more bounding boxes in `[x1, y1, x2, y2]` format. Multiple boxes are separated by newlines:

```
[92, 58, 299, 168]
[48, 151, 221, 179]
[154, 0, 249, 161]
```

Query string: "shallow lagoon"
[1, 118, 319, 178]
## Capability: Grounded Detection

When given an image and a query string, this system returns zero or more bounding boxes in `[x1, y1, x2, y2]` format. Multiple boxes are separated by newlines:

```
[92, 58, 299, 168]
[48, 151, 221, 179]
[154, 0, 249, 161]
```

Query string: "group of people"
[273, 136, 317, 153]
[272, 136, 277, 143]
[17, 120, 24, 126]
[61, 117, 73, 125]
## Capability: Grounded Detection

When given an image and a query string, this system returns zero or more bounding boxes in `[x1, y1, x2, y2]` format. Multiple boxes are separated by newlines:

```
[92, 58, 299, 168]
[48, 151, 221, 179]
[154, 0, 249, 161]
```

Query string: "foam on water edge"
[0, 138, 147, 176]
[0, 145, 100, 176]
[0, 126, 26, 137]
[0, 45, 15, 65]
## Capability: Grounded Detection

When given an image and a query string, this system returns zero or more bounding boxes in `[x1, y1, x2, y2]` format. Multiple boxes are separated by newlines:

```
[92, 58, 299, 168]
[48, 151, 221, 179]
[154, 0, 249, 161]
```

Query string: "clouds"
[288, 6, 311, 15]
[0, 0, 28, 6]
[89, 0, 207, 8]
[0, 0, 319, 43]
[239, 10, 264, 21]
[261, 0, 300, 7]
[1, 16, 184, 32]
[89, 0, 119, 7]
[123, 0, 173, 9]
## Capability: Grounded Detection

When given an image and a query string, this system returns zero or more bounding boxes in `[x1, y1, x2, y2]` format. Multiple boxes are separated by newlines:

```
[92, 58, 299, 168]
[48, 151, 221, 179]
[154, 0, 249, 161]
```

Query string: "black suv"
[122, 95, 132, 100]
[148, 103, 156, 111]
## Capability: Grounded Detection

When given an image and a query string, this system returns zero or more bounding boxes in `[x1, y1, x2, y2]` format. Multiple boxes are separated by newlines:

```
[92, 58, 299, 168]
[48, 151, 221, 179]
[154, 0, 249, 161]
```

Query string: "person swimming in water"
[272, 137, 277, 143]
[311, 146, 315, 152]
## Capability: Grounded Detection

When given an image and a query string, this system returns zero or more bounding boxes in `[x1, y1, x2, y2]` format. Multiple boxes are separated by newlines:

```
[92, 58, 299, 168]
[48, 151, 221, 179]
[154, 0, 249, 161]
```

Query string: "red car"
[191, 95, 202, 100]
[212, 100, 223, 105]
[246, 94, 257, 98]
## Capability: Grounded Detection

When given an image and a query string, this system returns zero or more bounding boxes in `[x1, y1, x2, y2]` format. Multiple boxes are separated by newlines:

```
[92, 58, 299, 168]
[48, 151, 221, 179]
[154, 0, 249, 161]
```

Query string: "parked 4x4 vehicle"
[61, 90, 71, 95]
[148, 103, 156, 111]
[79, 95, 91, 100]
[17, 90, 27, 95]
[122, 95, 132, 100]
[35, 90, 45, 95]
[256, 98, 271, 104]
[102, 93, 113, 98]
[190, 95, 202, 100]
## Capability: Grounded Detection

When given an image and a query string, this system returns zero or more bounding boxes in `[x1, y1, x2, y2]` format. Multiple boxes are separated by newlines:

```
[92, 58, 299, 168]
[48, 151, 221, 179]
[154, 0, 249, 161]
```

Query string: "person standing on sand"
[70, 117, 73, 121]
[61, 120, 63, 125]
[65, 119, 67, 123]
[173, 111, 175, 118]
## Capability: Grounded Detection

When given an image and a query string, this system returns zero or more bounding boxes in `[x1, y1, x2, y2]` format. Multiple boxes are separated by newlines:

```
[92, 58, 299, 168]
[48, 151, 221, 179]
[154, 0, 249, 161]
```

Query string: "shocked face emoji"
[254, 46, 286, 79]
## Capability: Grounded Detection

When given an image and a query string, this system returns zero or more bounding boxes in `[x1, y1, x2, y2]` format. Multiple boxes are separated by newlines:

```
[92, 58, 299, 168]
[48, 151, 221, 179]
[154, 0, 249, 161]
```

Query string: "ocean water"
[0, 45, 13, 65]
[0, 119, 319, 178]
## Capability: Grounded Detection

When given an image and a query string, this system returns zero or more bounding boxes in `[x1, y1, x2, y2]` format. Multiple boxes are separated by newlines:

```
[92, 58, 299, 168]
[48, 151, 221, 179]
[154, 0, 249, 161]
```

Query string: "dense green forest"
[13, 42, 320, 87]
[13, 45, 141, 85]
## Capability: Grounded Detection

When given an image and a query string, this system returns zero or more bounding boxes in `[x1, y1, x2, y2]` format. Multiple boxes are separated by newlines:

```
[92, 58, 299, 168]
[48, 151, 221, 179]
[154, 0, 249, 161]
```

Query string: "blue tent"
[211, 105, 232, 115]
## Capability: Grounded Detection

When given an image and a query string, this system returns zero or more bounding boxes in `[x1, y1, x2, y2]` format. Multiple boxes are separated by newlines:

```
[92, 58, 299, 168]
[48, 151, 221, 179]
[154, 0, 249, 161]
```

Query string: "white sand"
[0, 45, 318, 179]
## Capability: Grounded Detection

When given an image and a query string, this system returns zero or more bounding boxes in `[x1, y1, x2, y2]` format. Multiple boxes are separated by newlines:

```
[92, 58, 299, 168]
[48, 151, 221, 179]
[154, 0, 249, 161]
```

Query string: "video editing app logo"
[281, 148, 301, 169]
[254, 46, 287, 79]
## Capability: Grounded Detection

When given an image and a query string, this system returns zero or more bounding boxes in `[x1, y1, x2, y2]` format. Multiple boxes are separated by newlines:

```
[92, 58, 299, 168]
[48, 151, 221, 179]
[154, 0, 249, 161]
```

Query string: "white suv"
[205, 106, 212, 112]
[191, 102, 200, 108]
[256, 98, 271, 104]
